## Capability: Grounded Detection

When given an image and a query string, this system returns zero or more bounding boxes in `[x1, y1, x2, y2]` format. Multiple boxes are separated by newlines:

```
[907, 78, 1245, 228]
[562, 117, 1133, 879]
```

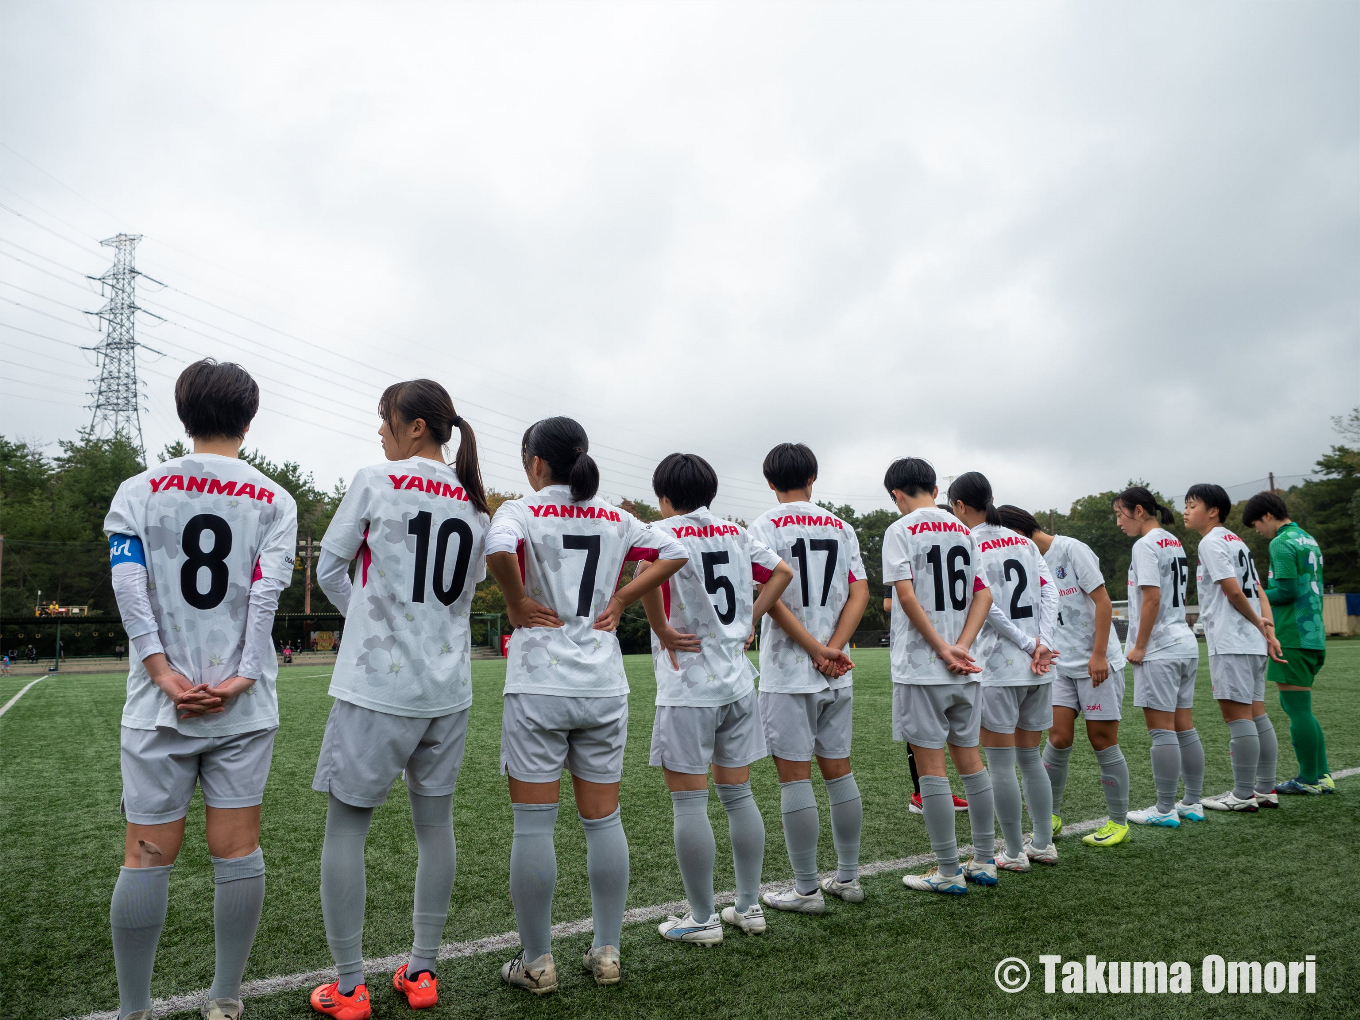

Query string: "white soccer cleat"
[581, 945, 621, 986]
[1175, 800, 1206, 822]
[658, 912, 723, 945]
[962, 855, 998, 886]
[501, 951, 558, 995]
[820, 876, 865, 903]
[902, 866, 967, 895]
[1127, 805, 1180, 828]
[720, 903, 767, 935]
[202, 999, 243, 1020]
[1255, 791, 1280, 809]
[760, 886, 826, 914]
[995, 848, 1031, 873]
[1022, 838, 1059, 865]
[1202, 791, 1259, 813]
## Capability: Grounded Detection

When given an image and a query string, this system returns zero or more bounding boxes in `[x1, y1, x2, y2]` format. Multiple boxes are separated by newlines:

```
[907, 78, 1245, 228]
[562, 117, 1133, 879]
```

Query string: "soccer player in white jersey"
[994, 506, 1132, 848]
[485, 417, 688, 994]
[1183, 483, 1285, 813]
[104, 360, 297, 1020]
[634, 454, 794, 943]
[881, 458, 997, 895]
[306, 381, 490, 1019]
[1113, 486, 1202, 828]
[747, 443, 870, 914]
[950, 475, 1060, 873]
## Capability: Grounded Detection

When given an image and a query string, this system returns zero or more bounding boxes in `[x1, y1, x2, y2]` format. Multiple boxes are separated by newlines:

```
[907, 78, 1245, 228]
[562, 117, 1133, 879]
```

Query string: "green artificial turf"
[2, 645, 1357, 1019]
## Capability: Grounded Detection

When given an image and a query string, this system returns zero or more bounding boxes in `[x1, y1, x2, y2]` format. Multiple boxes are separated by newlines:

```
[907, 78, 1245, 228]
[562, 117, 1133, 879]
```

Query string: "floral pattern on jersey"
[356, 634, 405, 683]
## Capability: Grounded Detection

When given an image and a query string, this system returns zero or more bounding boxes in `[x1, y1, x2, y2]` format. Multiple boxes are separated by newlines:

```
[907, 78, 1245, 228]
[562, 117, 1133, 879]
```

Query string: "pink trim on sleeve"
[516, 539, 526, 583]
[973, 575, 986, 593]
[626, 546, 660, 563]
[662, 578, 672, 620]
[848, 570, 859, 583]
[751, 563, 773, 584]
[252, 558, 263, 584]
[1039, 574, 1048, 585]
[360, 526, 372, 587]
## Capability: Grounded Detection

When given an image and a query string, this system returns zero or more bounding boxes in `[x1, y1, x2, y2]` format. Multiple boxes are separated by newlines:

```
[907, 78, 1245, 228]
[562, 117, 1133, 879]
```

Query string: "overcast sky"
[2, 0, 1356, 521]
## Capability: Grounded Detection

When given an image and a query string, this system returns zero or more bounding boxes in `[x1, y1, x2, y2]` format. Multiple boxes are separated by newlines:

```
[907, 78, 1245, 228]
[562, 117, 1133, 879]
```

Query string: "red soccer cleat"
[952, 794, 969, 812]
[310, 981, 371, 1020]
[910, 792, 924, 814]
[393, 964, 439, 1009]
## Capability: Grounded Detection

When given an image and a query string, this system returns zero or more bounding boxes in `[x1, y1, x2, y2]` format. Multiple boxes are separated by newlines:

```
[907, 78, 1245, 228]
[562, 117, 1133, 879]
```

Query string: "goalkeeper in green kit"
[1242, 492, 1334, 795]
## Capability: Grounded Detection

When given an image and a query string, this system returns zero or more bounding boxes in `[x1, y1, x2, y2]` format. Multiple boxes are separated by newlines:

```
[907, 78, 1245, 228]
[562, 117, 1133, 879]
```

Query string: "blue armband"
[109, 534, 146, 567]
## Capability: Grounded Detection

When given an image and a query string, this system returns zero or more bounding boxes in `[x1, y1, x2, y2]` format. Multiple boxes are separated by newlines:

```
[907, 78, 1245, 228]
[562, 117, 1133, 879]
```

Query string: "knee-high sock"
[1148, 729, 1181, 814]
[779, 779, 820, 895]
[1254, 714, 1279, 794]
[208, 848, 265, 1002]
[670, 789, 715, 922]
[111, 864, 172, 1019]
[509, 803, 558, 962]
[959, 768, 995, 859]
[985, 748, 1022, 857]
[907, 746, 921, 796]
[1227, 719, 1260, 800]
[824, 773, 862, 883]
[1095, 745, 1129, 825]
[580, 808, 629, 950]
[1177, 728, 1205, 805]
[320, 796, 374, 994]
[1278, 690, 1322, 784]
[918, 774, 959, 876]
[716, 782, 764, 911]
[1016, 746, 1053, 849]
[409, 792, 455, 977]
[1042, 742, 1072, 816]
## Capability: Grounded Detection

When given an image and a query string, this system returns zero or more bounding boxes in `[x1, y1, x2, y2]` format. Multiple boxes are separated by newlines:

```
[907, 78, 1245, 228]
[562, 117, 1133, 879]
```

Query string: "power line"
[87, 234, 149, 458]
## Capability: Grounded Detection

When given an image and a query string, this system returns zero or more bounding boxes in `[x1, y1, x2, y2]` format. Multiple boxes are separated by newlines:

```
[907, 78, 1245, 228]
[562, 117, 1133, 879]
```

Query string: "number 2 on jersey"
[1002, 559, 1033, 619]
[1237, 549, 1259, 599]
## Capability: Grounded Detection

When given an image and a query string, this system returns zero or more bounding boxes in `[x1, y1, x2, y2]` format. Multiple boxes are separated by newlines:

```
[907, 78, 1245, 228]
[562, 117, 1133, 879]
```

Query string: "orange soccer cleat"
[310, 981, 371, 1020]
[393, 964, 439, 1009]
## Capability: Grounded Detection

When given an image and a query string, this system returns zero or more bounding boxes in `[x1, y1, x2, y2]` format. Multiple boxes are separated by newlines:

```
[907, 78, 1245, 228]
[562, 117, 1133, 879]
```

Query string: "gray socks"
[580, 808, 629, 950]
[985, 748, 1023, 858]
[960, 769, 995, 859]
[1255, 714, 1279, 795]
[1149, 729, 1182, 813]
[716, 782, 764, 912]
[779, 779, 821, 895]
[824, 772, 862, 883]
[110, 864, 171, 1019]
[208, 848, 265, 1002]
[1095, 744, 1129, 825]
[1227, 719, 1260, 800]
[409, 792, 455, 977]
[320, 795, 375, 994]
[1042, 742, 1072, 816]
[671, 789, 716, 922]
[1016, 746, 1053, 850]
[918, 774, 959, 877]
[510, 803, 558, 961]
[1178, 728, 1205, 805]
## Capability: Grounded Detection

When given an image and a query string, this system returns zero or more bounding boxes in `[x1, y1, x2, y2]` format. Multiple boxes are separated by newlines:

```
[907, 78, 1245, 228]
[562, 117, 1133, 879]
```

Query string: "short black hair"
[652, 453, 718, 512]
[175, 359, 259, 439]
[997, 504, 1040, 537]
[883, 457, 936, 498]
[1241, 491, 1289, 527]
[1184, 483, 1231, 525]
[762, 443, 817, 492]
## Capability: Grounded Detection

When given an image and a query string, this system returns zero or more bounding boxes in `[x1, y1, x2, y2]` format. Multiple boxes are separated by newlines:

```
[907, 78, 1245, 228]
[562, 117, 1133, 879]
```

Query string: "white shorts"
[500, 693, 628, 785]
[120, 725, 276, 825]
[1132, 657, 1198, 712]
[1052, 671, 1125, 721]
[980, 683, 1053, 734]
[650, 689, 767, 774]
[891, 682, 981, 749]
[1209, 653, 1267, 705]
[312, 699, 469, 808]
[758, 687, 853, 761]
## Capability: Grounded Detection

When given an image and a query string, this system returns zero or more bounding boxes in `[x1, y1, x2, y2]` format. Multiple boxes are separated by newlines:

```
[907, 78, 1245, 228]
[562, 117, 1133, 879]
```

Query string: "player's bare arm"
[893, 578, 979, 674]
[639, 584, 702, 661]
[1088, 584, 1114, 684]
[1125, 585, 1159, 664]
[767, 601, 854, 675]
[750, 560, 795, 627]
[487, 551, 564, 629]
[594, 557, 687, 631]
[142, 652, 222, 717]
[1257, 593, 1287, 663]
[954, 585, 992, 673]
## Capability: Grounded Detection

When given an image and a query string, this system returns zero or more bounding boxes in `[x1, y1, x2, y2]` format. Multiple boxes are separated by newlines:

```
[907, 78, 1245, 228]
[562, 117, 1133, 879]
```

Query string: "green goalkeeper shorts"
[1268, 647, 1326, 688]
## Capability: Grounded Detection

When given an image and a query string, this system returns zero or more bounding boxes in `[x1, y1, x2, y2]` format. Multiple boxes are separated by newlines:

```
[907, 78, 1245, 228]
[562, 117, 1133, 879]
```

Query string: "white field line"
[70, 764, 1359, 1020]
[0, 674, 48, 718]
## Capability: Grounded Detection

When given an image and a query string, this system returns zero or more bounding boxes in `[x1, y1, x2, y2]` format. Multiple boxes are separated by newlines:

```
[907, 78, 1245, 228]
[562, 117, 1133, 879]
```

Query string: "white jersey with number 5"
[651, 507, 784, 707]
[1043, 535, 1127, 679]
[321, 459, 489, 718]
[882, 507, 989, 685]
[104, 453, 298, 736]
[486, 484, 687, 697]
[1195, 526, 1267, 656]
[1126, 528, 1196, 659]
[749, 501, 865, 694]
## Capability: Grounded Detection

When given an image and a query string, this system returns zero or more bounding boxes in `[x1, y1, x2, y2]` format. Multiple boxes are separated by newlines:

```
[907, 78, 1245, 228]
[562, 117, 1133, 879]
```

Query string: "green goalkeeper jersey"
[1264, 522, 1326, 650]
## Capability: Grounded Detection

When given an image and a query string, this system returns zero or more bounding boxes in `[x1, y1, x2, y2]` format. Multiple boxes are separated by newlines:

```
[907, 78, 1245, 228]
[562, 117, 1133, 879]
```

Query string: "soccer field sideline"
[67, 764, 1360, 1020]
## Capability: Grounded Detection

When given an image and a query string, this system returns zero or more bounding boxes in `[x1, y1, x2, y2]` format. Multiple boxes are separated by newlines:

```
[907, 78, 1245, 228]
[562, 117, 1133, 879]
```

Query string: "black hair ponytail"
[522, 416, 600, 503]
[948, 471, 1001, 525]
[1112, 485, 1174, 526]
[379, 379, 489, 515]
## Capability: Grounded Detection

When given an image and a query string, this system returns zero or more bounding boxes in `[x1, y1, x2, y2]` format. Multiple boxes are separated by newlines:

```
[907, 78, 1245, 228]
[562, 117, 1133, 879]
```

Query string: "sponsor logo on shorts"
[1086, 701, 1103, 712]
